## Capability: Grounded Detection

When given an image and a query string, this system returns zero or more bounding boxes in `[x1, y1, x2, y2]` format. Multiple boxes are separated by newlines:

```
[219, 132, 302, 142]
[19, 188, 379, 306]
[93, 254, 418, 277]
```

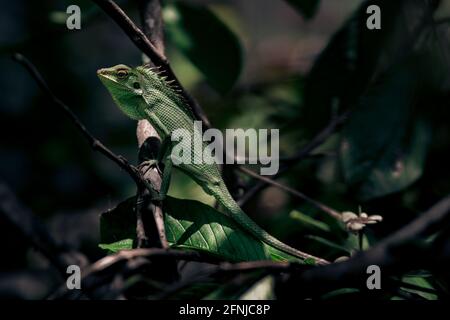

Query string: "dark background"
[1, 0, 449, 299]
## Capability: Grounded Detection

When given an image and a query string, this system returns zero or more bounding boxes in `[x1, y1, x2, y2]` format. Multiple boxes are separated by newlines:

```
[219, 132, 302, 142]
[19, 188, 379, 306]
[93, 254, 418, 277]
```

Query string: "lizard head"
[97, 64, 146, 120]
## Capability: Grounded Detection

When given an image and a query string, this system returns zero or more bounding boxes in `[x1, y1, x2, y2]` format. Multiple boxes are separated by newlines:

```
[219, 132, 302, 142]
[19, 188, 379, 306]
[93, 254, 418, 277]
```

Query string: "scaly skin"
[97, 64, 328, 265]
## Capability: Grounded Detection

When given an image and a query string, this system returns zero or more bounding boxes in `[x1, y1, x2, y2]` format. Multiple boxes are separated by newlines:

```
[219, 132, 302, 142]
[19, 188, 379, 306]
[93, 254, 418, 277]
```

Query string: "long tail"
[213, 182, 329, 265]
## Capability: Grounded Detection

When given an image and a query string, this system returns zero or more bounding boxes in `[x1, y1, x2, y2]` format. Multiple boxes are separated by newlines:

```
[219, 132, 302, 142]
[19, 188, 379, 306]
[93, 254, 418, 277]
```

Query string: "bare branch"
[134, 0, 168, 250]
[282, 111, 350, 165]
[12, 53, 143, 186]
[13, 53, 169, 250]
[92, 0, 211, 128]
[50, 194, 450, 299]
[138, 0, 165, 54]
[0, 181, 87, 276]
[238, 167, 342, 220]
[282, 195, 450, 293]
[49, 248, 218, 299]
[238, 111, 349, 206]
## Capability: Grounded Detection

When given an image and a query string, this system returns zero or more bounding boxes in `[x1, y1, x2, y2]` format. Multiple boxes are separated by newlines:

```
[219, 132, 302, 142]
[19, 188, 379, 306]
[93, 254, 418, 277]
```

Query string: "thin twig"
[87, 248, 209, 274]
[134, 0, 168, 250]
[51, 194, 450, 298]
[92, 0, 346, 214]
[49, 248, 218, 298]
[92, 0, 211, 128]
[0, 182, 87, 275]
[282, 111, 349, 164]
[155, 259, 308, 299]
[238, 166, 342, 220]
[12, 53, 142, 186]
[13, 53, 169, 250]
[284, 195, 450, 293]
[238, 111, 349, 206]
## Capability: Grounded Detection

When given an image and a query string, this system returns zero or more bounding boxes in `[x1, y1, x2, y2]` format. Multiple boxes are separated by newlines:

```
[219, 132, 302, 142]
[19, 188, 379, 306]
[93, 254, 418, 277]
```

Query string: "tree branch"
[13, 53, 170, 251]
[49, 194, 450, 299]
[49, 248, 218, 299]
[91, 0, 347, 219]
[238, 111, 349, 206]
[0, 181, 87, 276]
[134, 0, 168, 250]
[238, 167, 342, 220]
[12, 53, 143, 186]
[92, 0, 211, 128]
[280, 194, 450, 294]
[160, 195, 450, 298]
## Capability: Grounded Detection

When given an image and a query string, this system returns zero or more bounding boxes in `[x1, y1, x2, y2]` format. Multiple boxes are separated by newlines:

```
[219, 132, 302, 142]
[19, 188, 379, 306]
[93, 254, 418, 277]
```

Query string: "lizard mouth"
[96, 68, 108, 76]
[97, 71, 129, 91]
[97, 69, 116, 83]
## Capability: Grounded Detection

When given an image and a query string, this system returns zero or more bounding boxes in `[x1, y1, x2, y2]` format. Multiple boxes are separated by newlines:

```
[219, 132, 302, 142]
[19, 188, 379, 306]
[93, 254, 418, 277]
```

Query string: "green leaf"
[100, 196, 303, 262]
[290, 210, 331, 232]
[164, 3, 242, 94]
[341, 60, 430, 200]
[302, 0, 434, 135]
[359, 122, 429, 200]
[99, 239, 133, 253]
[284, 0, 320, 19]
[164, 196, 299, 262]
[401, 276, 438, 300]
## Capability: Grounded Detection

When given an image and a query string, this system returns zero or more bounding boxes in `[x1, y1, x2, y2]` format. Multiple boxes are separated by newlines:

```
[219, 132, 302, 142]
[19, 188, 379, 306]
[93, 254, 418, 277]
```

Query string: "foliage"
[1, 0, 449, 300]
[100, 196, 299, 262]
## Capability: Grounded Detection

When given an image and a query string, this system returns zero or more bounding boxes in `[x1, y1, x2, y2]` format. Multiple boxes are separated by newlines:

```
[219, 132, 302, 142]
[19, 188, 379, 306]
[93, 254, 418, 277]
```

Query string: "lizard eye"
[116, 69, 129, 79]
[133, 82, 140, 89]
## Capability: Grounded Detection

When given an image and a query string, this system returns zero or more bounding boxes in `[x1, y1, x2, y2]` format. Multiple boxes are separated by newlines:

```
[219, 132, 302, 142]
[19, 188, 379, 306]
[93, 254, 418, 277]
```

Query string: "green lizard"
[97, 64, 328, 265]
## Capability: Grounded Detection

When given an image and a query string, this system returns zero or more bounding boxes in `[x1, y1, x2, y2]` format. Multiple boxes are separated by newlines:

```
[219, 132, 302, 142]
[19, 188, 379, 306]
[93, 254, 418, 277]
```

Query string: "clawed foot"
[138, 160, 166, 201]
[138, 159, 161, 175]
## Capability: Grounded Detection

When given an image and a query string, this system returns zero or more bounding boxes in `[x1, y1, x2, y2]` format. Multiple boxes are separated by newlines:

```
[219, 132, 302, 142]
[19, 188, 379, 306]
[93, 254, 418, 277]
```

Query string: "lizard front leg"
[139, 137, 174, 201]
